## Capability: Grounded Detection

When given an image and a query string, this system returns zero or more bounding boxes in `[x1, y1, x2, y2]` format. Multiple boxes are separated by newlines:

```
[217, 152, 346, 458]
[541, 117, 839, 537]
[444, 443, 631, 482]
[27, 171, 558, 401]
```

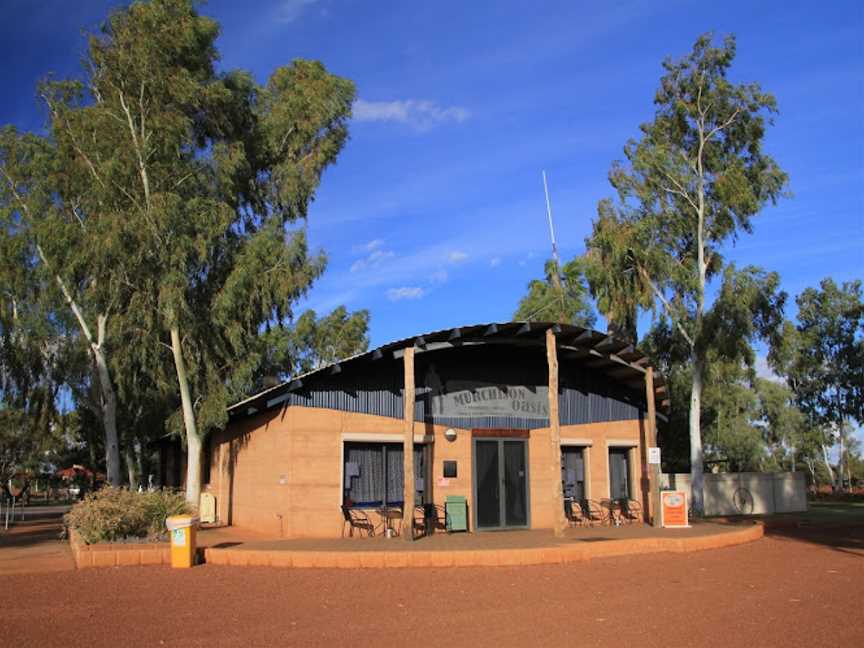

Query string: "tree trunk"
[837, 421, 846, 492]
[546, 328, 567, 537]
[689, 351, 705, 516]
[804, 458, 816, 488]
[170, 325, 202, 508]
[402, 347, 415, 541]
[820, 443, 836, 489]
[125, 444, 139, 490]
[93, 342, 122, 486]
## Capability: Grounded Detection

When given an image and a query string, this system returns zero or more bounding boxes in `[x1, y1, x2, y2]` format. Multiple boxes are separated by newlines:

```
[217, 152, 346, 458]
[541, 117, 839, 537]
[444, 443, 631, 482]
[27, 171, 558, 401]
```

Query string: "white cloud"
[353, 239, 384, 253]
[447, 250, 469, 264]
[351, 248, 395, 273]
[275, 0, 318, 23]
[430, 270, 448, 284]
[490, 257, 502, 268]
[387, 286, 425, 301]
[354, 99, 470, 131]
[350, 239, 396, 273]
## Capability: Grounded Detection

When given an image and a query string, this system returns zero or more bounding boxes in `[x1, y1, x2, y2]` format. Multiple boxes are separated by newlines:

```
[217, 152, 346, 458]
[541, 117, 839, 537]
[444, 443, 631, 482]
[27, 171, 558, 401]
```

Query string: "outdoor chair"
[564, 499, 587, 527]
[341, 505, 375, 538]
[579, 499, 607, 527]
[600, 498, 623, 526]
[425, 504, 447, 535]
[620, 498, 643, 524]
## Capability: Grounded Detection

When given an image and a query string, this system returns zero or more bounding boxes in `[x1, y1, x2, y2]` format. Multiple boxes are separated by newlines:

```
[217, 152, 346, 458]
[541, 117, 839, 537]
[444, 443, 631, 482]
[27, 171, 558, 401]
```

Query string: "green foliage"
[769, 278, 864, 487]
[1, 0, 366, 493]
[583, 33, 788, 510]
[642, 265, 788, 473]
[514, 259, 595, 327]
[285, 307, 370, 375]
[772, 279, 864, 428]
[65, 486, 190, 544]
[595, 33, 787, 343]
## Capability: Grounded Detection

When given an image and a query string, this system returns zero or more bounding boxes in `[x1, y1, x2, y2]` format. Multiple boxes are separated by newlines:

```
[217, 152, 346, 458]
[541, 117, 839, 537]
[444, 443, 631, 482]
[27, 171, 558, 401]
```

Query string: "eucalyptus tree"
[0, 123, 130, 485]
[64, 0, 358, 505]
[0, 221, 73, 483]
[770, 279, 864, 490]
[515, 259, 595, 326]
[280, 307, 370, 376]
[582, 203, 653, 343]
[585, 34, 788, 513]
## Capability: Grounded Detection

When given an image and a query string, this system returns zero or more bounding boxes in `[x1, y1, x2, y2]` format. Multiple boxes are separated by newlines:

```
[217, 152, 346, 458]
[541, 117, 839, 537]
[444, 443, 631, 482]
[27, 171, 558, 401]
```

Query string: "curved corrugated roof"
[228, 321, 668, 414]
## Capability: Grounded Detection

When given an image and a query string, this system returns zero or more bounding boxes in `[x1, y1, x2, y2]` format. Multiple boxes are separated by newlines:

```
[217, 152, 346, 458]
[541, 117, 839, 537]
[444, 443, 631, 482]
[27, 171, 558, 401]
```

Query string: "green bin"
[445, 495, 468, 532]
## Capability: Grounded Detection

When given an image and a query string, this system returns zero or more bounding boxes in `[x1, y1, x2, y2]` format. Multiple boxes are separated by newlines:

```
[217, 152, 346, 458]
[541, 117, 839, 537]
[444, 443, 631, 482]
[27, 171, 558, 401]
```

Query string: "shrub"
[65, 487, 192, 544]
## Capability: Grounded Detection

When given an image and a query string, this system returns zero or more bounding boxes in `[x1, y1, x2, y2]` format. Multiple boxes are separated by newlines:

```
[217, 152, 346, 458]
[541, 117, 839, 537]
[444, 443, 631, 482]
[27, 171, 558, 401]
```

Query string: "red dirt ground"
[2, 522, 862, 647]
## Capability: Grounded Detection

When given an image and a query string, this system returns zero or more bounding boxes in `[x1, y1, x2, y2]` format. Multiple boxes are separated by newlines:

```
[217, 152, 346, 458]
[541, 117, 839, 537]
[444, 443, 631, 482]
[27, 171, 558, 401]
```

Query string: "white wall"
[660, 471, 808, 516]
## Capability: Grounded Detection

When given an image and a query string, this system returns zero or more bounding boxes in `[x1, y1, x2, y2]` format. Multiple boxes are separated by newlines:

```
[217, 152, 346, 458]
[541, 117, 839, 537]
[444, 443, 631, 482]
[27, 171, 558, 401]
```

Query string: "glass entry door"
[474, 439, 529, 529]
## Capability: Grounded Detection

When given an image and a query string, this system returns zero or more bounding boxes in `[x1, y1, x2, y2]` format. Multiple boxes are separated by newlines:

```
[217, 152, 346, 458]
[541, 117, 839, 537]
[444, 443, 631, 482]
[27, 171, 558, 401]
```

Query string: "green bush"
[65, 487, 192, 544]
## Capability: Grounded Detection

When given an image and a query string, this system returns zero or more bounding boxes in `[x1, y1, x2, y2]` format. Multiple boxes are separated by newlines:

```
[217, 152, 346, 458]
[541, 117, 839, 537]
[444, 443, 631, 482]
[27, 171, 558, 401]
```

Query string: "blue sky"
[1, 0, 862, 356]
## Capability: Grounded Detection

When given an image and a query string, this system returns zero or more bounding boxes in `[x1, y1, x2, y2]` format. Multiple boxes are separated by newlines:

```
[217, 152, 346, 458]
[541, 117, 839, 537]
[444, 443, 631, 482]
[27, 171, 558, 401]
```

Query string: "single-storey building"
[196, 322, 666, 538]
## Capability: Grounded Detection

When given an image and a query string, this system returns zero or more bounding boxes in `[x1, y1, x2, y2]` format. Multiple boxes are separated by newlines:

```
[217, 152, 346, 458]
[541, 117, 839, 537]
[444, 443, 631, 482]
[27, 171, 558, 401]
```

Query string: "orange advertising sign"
[660, 490, 689, 528]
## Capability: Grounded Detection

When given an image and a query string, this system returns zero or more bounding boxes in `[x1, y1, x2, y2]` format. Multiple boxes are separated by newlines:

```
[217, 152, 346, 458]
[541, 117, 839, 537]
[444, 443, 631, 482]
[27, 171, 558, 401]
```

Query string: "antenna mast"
[542, 170, 560, 268]
[542, 170, 567, 323]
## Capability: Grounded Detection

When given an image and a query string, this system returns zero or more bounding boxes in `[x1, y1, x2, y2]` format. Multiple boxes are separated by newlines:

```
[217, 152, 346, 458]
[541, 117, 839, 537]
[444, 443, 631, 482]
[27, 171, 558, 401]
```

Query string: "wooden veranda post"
[546, 328, 568, 537]
[645, 367, 661, 526]
[402, 346, 415, 541]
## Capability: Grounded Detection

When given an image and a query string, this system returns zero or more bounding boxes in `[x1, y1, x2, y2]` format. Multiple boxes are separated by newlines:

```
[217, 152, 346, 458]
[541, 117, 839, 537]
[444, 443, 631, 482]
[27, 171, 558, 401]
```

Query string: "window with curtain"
[609, 448, 631, 499]
[561, 446, 585, 501]
[343, 442, 425, 507]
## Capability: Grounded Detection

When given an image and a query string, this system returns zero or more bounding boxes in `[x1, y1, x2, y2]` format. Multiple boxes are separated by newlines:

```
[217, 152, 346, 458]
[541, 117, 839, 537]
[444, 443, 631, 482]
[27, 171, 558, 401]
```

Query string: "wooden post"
[644, 367, 661, 527]
[546, 328, 567, 537]
[402, 346, 415, 541]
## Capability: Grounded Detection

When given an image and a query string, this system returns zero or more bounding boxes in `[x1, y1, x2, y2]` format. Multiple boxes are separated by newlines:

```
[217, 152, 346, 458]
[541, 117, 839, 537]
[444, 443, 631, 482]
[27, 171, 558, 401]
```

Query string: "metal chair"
[620, 498, 643, 524]
[564, 499, 587, 527]
[341, 505, 375, 538]
[579, 499, 608, 527]
[600, 498, 623, 526]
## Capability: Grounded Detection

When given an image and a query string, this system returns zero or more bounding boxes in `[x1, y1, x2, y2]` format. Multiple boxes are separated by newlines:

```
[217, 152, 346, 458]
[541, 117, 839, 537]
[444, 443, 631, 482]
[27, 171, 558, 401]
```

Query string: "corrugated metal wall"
[264, 345, 642, 429]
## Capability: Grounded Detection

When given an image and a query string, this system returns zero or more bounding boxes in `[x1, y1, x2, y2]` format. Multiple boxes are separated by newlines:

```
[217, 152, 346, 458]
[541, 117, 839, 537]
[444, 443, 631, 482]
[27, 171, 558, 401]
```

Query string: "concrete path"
[0, 505, 75, 575]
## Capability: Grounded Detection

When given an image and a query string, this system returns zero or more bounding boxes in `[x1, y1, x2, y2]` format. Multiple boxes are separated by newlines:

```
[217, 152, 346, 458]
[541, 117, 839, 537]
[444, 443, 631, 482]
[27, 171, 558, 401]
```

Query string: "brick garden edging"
[68, 529, 170, 568]
[202, 522, 764, 569]
[67, 522, 763, 570]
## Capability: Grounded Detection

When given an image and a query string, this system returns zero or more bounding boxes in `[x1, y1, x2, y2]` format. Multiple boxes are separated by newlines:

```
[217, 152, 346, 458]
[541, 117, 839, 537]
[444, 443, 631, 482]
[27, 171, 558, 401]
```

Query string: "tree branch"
[638, 266, 695, 348]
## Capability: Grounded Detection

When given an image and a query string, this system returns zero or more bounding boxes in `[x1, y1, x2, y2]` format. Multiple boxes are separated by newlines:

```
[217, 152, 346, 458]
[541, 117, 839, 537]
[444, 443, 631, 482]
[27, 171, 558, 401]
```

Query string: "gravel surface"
[1, 525, 862, 648]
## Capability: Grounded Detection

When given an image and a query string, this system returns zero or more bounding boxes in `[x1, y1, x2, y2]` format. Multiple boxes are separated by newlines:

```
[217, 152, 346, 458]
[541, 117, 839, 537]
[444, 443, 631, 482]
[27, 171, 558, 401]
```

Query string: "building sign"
[660, 491, 689, 528]
[425, 366, 548, 420]
[647, 447, 661, 465]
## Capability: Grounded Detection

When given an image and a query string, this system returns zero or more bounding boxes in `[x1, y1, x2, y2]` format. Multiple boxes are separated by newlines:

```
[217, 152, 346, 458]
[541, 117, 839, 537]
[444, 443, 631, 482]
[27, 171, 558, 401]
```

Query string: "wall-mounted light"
[444, 428, 457, 442]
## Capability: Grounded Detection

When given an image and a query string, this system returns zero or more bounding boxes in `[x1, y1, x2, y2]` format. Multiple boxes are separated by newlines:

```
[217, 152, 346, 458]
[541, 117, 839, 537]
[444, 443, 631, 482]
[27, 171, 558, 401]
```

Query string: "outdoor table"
[377, 506, 403, 537]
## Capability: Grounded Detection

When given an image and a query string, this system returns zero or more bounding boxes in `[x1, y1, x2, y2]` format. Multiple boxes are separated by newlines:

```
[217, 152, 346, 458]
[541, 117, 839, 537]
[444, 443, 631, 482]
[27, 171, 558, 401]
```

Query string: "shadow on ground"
[764, 524, 864, 557]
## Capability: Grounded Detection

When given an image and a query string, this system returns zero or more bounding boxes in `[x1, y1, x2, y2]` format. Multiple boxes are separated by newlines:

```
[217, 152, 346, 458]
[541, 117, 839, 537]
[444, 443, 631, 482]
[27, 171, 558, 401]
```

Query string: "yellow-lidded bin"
[166, 514, 199, 568]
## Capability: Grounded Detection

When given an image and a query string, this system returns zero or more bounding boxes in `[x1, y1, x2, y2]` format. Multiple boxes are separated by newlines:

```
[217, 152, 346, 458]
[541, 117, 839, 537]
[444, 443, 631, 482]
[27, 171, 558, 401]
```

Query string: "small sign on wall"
[660, 490, 689, 528]
[648, 447, 661, 465]
[443, 461, 457, 478]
